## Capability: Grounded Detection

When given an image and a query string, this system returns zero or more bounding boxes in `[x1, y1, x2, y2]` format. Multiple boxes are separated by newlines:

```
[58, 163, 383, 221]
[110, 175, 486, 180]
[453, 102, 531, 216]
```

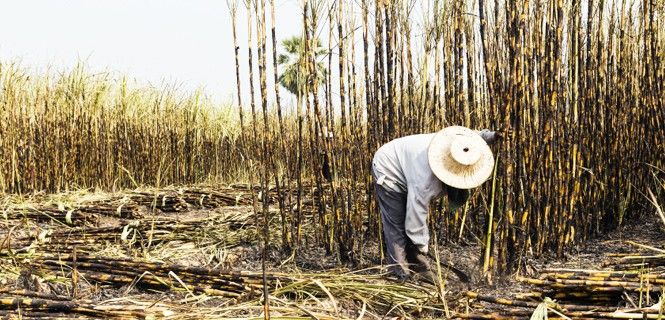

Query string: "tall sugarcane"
[268, 0, 293, 251]
[255, 0, 271, 316]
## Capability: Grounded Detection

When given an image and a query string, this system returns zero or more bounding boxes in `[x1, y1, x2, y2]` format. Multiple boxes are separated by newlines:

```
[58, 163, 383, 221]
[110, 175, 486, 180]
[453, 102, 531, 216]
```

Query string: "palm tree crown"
[277, 36, 327, 99]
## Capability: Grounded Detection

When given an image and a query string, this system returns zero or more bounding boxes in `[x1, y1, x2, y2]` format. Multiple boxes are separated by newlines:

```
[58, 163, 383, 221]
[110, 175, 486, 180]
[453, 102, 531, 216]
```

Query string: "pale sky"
[0, 0, 303, 104]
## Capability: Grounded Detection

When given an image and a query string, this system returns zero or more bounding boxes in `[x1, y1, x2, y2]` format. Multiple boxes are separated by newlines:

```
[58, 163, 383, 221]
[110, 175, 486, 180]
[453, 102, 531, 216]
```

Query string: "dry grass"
[0, 186, 455, 319]
[0, 63, 243, 193]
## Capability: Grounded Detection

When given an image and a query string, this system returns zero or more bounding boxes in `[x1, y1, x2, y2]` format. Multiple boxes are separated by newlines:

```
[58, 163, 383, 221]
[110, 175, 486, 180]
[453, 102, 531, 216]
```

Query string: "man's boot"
[392, 266, 411, 282]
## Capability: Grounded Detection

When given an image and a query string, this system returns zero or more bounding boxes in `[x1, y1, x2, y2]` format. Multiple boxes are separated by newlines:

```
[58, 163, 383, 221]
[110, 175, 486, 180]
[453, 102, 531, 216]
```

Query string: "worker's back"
[372, 133, 443, 196]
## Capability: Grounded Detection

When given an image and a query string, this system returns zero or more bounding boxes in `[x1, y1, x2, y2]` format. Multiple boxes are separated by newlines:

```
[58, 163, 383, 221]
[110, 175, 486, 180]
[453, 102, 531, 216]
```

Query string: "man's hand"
[478, 129, 500, 145]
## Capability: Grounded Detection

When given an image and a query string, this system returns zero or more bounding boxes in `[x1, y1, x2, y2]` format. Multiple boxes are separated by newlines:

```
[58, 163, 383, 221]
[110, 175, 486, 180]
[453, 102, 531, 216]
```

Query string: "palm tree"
[277, 36, 327, 107]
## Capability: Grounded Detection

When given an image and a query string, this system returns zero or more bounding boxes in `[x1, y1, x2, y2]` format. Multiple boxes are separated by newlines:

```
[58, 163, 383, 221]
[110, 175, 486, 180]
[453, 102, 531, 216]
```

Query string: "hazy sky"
[0, 0, 303, 103]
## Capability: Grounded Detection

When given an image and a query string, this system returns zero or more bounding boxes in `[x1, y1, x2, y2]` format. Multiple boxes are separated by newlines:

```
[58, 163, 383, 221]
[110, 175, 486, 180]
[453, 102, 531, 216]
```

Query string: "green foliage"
[277, 36, 327, 98]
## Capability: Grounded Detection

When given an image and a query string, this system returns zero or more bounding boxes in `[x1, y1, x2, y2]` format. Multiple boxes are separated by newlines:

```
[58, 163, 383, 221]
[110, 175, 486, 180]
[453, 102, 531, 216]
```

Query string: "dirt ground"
[1, 186, 663, 319]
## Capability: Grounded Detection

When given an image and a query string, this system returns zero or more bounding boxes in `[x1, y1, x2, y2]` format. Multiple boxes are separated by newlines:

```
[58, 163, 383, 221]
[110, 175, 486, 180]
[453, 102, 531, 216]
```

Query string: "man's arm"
[405, 184, 437, 254]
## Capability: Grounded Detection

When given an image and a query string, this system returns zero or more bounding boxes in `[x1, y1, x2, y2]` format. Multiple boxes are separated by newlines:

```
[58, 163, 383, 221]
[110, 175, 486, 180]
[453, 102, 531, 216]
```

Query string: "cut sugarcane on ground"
[461, 217, 665, 319]
[1, 185, 663, 319]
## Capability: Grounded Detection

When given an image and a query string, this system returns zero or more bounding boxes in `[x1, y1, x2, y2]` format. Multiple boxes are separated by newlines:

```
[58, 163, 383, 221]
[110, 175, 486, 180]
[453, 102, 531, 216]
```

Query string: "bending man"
[372, 126, 499, 282]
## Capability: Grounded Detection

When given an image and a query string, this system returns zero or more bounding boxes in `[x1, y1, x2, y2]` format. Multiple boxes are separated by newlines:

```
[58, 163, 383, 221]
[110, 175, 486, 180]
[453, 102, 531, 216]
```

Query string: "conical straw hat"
[428, 126, 495, 189]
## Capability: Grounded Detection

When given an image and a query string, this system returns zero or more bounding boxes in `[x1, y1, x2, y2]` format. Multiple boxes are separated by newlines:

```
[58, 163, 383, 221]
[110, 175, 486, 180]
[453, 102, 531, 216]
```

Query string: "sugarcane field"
[0, 0, 664, 319]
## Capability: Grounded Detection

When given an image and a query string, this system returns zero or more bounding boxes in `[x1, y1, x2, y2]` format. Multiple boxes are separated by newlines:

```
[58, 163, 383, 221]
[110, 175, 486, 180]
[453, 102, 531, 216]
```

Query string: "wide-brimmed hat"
[427, 126, 495, 189]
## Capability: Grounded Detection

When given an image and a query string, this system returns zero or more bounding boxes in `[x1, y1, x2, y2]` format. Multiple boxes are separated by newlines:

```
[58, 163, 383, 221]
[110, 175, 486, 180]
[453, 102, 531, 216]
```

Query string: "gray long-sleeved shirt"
[372, 133, 442, 251]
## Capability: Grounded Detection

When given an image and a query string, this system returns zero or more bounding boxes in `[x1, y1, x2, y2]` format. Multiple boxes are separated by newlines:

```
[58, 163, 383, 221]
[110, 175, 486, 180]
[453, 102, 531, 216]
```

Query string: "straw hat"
[428, 126, 495, 189]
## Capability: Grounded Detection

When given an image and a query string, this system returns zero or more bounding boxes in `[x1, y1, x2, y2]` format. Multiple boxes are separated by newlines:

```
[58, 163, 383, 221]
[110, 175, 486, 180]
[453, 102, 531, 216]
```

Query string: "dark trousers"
[372, 171, 422, 278]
